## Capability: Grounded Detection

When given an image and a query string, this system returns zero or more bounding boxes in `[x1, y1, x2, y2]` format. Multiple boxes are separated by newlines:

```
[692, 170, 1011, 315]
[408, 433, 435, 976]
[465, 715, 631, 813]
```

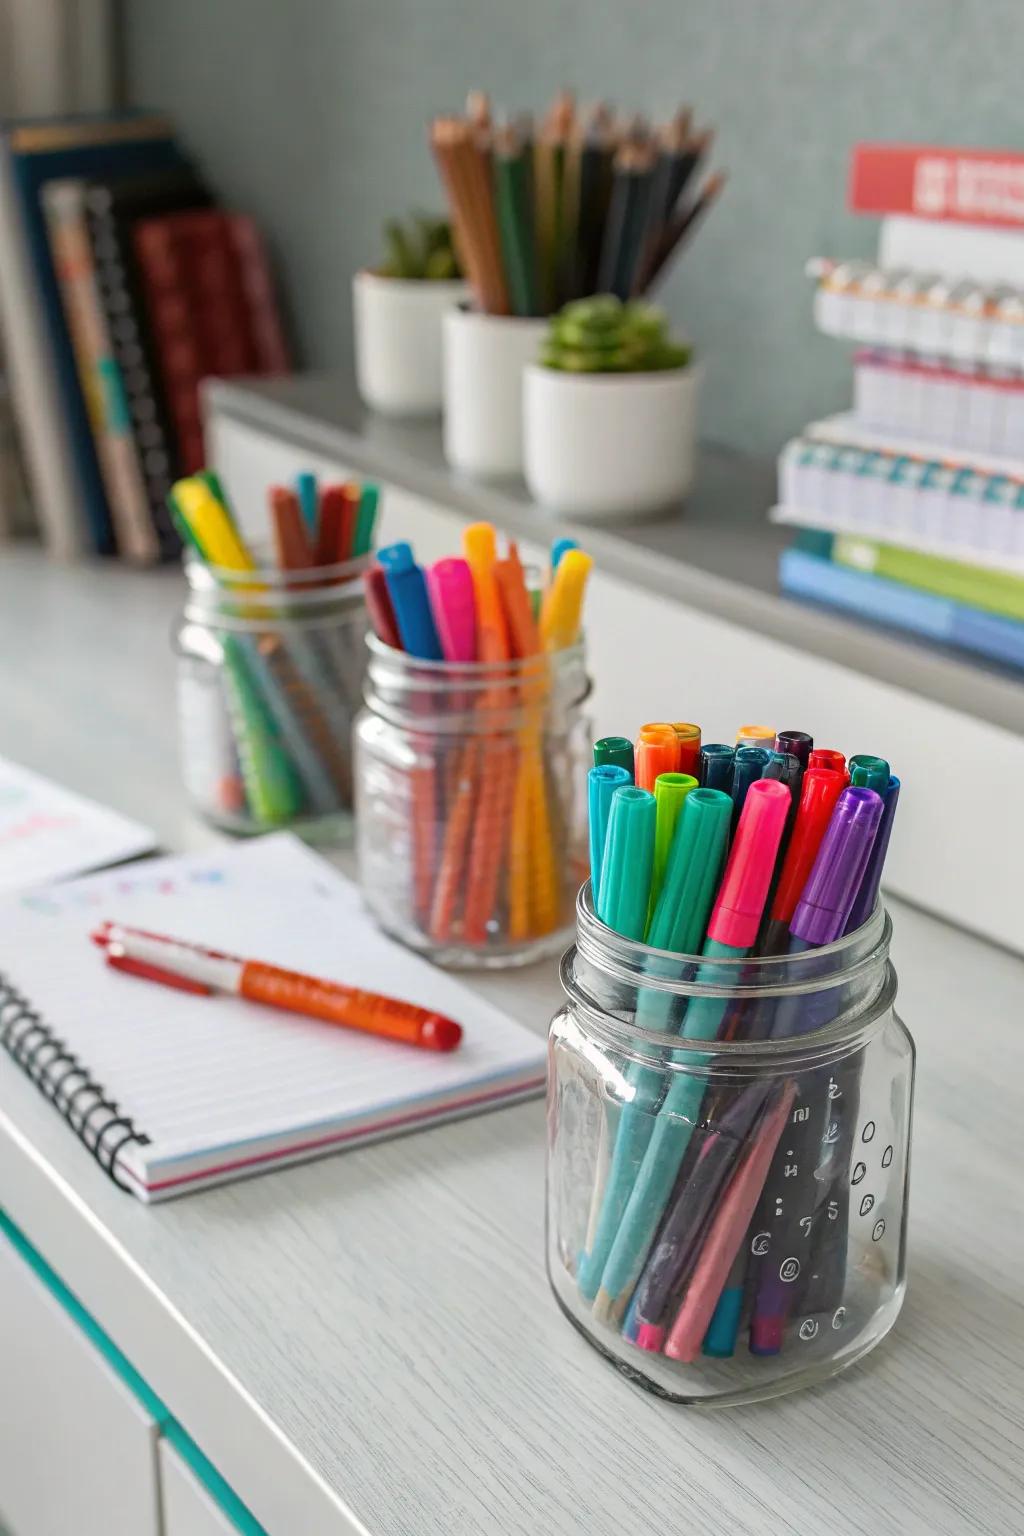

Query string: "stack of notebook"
[774, 142, 1024, 672]
[0, 112, 291, 563]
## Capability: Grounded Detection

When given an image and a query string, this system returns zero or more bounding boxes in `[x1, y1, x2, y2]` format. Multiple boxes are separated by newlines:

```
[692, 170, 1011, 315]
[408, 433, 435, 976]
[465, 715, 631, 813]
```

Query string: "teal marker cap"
[646, 788, 732, 954]
[588, 764, 632, 910]
[596, 786, 656, 941]
[849, 754, 890, 793]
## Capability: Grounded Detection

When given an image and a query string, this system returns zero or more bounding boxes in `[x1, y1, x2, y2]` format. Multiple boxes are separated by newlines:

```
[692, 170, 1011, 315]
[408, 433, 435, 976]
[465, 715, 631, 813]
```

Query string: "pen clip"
[104, 951, 213, 997]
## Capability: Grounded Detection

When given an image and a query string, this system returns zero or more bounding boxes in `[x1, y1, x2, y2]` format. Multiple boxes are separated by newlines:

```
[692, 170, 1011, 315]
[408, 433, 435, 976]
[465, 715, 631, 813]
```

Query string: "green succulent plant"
[541, 295, 691, 373]
[378, 213, 461, 280]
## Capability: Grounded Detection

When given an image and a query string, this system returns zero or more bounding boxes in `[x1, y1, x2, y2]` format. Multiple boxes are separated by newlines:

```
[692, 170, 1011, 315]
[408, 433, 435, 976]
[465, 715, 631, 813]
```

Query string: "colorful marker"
[593, 779, 790, 1321]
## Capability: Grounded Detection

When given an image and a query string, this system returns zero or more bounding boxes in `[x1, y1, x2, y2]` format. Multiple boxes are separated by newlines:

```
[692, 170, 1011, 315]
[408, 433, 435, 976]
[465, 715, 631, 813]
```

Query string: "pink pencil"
[662, 1083, 795, 1363]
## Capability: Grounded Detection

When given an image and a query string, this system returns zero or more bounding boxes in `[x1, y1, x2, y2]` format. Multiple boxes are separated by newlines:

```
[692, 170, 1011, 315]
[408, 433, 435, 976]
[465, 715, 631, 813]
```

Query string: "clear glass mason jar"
[173, 552, 369, 836]
[353, 634, 592, 967]
[547, 886, 915, 1406]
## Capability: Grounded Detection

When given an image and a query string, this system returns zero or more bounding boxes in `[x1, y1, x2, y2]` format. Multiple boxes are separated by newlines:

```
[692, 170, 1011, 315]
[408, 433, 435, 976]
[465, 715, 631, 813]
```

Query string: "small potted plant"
[353, 214, 468, 417]
[523, 296, 700, 518]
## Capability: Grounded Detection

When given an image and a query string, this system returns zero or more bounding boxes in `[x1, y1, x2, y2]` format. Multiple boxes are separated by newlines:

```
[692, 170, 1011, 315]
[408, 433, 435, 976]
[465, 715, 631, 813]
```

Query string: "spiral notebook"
[0, 834, 547, 1202]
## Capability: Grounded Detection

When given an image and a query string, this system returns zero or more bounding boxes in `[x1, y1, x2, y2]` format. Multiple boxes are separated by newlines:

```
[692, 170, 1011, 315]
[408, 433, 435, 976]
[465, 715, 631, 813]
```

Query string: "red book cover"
[132, 217, 207, 472]
[175, 210, 254, 376]
[850, 143, 1024, 228]
[226, 214, 292, 374]
[133, 207, 292, 472]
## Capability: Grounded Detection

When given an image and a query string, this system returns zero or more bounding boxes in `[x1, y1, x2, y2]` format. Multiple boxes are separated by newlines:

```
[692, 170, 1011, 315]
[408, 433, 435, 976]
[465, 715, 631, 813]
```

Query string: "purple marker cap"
[790, 787, 884, 946]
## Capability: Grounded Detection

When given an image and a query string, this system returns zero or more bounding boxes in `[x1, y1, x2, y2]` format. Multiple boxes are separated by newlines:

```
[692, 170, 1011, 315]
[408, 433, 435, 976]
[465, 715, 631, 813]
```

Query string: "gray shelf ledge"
[206, 373, 1024, 737]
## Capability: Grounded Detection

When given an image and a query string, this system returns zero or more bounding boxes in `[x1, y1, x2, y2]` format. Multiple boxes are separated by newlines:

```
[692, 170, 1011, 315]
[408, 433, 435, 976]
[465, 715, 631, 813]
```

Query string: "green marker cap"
[353, 484, 380, 557]
[594, 735, 635, 776]
[596, 786, 656, 941]
[649, 773, 698, 917]
[849, 754, 890, 793]
[646, 787, 732, 954]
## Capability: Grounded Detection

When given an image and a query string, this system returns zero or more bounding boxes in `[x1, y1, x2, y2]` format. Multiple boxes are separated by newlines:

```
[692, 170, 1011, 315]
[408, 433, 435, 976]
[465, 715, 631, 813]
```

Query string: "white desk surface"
[0, 546, 1022, 1536]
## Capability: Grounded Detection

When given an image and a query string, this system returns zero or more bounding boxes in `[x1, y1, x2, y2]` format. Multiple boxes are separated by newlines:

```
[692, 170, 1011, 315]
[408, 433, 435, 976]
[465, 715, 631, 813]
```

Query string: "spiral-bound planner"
[0, 834, 546, 1202]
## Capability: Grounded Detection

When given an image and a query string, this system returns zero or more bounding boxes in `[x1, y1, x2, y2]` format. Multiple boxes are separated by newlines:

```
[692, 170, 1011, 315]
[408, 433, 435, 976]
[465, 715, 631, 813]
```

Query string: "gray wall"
[125, 0, 1021, 456]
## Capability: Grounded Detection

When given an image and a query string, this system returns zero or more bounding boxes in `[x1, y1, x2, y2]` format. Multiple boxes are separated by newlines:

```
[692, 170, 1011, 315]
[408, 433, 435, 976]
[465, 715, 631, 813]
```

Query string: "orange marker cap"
[635, 722, 681, 792]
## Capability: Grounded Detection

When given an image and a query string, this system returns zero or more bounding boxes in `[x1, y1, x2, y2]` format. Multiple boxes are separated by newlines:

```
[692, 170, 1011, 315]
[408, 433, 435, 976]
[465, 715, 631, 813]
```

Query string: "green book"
[794, 530, 1024, 623]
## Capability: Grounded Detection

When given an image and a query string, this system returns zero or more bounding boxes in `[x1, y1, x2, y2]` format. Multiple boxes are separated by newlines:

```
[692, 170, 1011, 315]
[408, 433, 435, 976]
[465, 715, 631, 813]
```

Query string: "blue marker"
[552, 537, 578, 570]
[295, 472, 319, 537]
[377, 542, 443, 659]
[588, 765, 632, 910]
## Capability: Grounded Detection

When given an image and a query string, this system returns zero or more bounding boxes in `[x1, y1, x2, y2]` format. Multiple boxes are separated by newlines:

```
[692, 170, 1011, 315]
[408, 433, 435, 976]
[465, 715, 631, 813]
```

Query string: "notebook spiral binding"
[0, 972, 150, 1192]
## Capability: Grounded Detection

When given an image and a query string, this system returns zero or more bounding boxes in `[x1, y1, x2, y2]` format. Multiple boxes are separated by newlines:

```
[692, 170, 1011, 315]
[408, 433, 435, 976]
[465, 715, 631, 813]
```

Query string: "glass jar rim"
[561, 882, 896, 1064]
[365, 629, 586, 677]
[182, 550, 371, 629]
[185, 549, 372, 591]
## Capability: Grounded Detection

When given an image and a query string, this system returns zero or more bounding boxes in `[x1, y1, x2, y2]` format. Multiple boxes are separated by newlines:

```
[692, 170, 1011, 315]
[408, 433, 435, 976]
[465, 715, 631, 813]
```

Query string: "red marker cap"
[769, 767, 847, 923]
[708, 778, 790, 948]
[807, 748, 849, 782]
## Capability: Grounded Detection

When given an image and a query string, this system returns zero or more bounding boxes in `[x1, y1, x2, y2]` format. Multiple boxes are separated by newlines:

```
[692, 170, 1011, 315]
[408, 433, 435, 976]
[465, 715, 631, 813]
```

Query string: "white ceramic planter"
[353, 271, 468, 417]
[442, 308, 548, 478]
[523, 363, 701, 519]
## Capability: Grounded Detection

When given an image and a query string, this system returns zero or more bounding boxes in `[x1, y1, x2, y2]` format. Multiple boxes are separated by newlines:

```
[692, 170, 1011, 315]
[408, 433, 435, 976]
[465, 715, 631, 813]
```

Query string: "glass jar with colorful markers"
[171, 470, 378, 835]
[354, 528, 592, 967]
[546, 724, 914, 1404]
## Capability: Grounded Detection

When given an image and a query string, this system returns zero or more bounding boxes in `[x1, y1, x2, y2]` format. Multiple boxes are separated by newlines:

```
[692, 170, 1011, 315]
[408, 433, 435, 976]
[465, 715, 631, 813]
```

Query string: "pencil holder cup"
[353, 271, 469, 417]
[547, 891, 915, 1406]
[523, 362, 700, 519]
[353, 634, 592, 968]
[442, 307, 548, 478]
[174, 551, 371, 837]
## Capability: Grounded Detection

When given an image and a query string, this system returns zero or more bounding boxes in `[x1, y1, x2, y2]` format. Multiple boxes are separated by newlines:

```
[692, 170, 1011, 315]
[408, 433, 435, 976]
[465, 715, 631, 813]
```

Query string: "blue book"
[0, 114, 184, 553]
[779, 547, 1024, 672]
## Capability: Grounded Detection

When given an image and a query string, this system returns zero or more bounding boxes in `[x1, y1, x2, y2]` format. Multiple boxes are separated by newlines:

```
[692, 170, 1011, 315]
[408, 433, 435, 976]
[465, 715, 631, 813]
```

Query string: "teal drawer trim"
[0, 1207, 269, 1536]
[163, 1419, 272, 1536]
[0, 1206, 171, 1426]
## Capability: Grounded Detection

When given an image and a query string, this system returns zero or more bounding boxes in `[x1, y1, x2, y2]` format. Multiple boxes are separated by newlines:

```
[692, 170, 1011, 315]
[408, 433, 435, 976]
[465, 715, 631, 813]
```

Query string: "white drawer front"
[159, 1440, 243, 1535]
[0, 1235, 161, 1536]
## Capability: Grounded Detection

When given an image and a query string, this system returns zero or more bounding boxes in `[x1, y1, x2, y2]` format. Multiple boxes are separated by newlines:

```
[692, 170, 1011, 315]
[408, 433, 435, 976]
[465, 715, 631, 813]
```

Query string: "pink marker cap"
[425, 557, 477, 662]
[707, 778, 790, 948]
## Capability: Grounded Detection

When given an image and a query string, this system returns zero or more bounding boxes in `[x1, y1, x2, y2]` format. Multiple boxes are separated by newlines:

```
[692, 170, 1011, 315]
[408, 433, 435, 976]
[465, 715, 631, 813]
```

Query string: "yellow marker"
[540, 549, 593, 652]
[171, 477, 254, 572]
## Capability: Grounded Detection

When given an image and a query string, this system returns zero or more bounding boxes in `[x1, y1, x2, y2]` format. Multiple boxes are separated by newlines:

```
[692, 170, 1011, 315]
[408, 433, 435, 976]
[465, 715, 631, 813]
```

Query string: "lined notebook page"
[0, 757, 155, 892]
[2, 835, 545, 1193]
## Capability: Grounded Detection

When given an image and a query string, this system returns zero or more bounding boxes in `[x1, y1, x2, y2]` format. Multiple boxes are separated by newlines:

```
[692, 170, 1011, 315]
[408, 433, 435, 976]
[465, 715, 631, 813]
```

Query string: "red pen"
[91, 923, 463, 1051]
[758, 767, 847, 953]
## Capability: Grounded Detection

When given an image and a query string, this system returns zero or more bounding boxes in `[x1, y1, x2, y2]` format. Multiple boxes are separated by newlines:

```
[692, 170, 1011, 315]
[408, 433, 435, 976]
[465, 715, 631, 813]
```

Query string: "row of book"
[775, 142, 1024, 675]
[0, 113, 291, 563]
